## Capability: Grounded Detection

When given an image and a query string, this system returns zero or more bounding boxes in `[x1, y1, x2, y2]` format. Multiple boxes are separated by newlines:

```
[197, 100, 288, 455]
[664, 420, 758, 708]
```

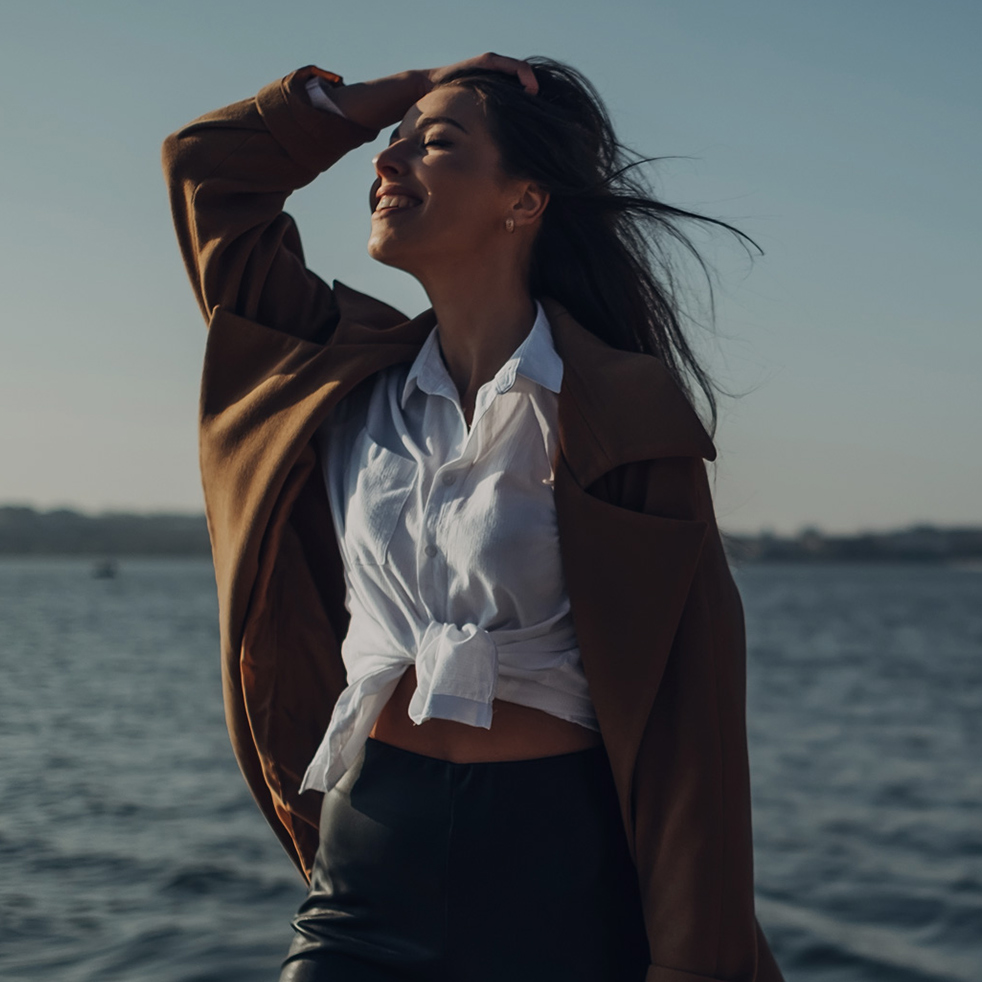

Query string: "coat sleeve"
[587, 456, 785, 982]
[161, 65, 380, 341]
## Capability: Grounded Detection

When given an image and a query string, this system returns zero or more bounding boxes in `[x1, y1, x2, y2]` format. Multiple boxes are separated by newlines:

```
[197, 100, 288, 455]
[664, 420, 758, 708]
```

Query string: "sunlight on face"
[366, 86, 521, 278]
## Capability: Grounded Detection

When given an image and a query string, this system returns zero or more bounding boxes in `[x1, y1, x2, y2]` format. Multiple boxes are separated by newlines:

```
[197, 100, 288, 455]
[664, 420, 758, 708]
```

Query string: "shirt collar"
[400, 300, 564, 410]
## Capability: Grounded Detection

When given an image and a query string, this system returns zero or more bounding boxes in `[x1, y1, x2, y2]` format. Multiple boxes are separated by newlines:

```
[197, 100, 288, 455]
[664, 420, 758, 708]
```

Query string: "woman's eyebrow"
[389, 115, 469, 144]
[415, 115, 469, 134]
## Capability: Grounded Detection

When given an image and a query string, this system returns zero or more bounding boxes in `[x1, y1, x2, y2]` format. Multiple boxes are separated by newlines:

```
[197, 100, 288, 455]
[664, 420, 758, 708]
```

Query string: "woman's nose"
[372, 142, 407, 178]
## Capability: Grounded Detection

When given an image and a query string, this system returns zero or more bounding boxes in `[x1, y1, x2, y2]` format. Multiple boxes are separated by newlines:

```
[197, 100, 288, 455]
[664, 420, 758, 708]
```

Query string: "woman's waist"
[368, 664, 603, 763]
[343, 605, 580, 659]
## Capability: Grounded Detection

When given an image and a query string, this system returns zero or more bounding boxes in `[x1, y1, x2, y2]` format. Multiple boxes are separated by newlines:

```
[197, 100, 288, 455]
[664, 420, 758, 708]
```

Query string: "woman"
[163, 52, 784, 982]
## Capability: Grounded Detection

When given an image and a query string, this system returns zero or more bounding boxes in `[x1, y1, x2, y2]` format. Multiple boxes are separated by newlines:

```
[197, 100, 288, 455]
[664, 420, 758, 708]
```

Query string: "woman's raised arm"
[161, 65, 385, 341]
[161, 57, 537, 340]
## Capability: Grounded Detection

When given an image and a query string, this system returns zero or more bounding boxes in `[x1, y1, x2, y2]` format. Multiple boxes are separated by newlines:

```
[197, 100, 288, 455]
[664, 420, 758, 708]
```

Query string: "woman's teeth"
[377, 195, 420, 211]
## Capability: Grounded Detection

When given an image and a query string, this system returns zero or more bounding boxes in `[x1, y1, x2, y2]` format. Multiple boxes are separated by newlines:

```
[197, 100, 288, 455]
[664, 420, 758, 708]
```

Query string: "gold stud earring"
[505, 217, 515, 233]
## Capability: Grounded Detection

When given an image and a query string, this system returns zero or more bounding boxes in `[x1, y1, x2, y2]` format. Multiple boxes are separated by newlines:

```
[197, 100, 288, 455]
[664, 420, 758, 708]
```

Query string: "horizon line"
[3, 502, 980, 539]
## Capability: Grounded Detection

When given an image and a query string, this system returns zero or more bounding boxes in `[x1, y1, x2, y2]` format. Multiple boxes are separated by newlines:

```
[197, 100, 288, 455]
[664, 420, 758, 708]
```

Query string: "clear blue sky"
[2, 0, 979, 533]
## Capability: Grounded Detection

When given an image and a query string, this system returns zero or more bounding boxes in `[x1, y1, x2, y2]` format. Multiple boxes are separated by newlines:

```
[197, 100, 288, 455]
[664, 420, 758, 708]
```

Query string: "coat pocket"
[344, 441, 417, 566]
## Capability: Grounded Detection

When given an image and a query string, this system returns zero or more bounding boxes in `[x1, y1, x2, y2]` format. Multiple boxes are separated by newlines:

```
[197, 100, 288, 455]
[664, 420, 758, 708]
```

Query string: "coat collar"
[541, 298, 717, 483]
[329, 282, 716, 489]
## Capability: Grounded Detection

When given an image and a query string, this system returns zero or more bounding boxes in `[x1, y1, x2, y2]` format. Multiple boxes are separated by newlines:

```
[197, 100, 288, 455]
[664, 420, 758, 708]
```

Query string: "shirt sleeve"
[305, 76, 348, 118]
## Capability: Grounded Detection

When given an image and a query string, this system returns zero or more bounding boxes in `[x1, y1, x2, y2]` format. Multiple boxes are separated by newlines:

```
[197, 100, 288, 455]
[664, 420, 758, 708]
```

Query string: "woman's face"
[367, 85, 523, 277]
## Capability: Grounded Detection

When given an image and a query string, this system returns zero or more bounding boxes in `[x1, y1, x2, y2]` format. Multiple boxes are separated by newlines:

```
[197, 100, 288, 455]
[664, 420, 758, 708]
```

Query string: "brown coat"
[163, 65, 785, 982]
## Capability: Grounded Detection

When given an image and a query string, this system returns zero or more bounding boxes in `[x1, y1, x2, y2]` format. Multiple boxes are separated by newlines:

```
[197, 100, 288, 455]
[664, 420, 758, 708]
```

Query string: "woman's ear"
[510, 181, 550, 230]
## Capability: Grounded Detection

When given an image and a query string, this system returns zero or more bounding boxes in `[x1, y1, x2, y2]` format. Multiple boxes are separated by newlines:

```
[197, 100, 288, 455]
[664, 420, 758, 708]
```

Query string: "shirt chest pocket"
[344, 441, 418, 567]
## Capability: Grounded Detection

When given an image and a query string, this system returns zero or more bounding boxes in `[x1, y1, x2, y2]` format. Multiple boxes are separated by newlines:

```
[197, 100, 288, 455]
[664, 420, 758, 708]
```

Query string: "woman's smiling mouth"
[374, 184, 423, 216]
[376, 194, 420, 211]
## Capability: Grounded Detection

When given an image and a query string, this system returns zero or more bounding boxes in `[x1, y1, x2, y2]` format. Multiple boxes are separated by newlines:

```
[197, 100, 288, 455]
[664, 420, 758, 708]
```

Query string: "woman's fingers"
[428, 53, 538, 96]
[480, 52, 539, 95]
[515, 62, 539, 96]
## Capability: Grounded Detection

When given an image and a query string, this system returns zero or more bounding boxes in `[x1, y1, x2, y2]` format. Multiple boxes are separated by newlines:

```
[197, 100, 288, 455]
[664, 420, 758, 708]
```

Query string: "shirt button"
[424, 544, 438, 557]
[441, 473, 456, 486]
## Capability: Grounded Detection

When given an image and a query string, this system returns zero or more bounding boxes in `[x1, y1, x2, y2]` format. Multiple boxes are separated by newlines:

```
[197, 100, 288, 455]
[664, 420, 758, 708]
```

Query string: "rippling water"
[0, 558, 979, 981]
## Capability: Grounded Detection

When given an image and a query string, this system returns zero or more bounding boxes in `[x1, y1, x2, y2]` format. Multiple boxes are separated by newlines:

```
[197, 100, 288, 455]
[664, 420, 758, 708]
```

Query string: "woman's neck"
[419, 262, 537, 422]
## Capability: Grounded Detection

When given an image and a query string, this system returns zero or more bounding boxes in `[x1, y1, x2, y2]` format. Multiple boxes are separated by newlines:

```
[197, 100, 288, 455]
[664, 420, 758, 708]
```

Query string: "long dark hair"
[437, 58, 761, 435]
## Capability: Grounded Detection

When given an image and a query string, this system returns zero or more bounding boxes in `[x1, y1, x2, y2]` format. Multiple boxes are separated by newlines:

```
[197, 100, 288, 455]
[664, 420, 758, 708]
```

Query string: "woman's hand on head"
[321, 55, 536, 132]
[424, 53, 539, 96]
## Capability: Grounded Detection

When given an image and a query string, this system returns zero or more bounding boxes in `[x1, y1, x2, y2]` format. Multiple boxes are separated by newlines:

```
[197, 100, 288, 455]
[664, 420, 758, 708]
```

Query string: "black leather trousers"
[280, 736, 649, 982]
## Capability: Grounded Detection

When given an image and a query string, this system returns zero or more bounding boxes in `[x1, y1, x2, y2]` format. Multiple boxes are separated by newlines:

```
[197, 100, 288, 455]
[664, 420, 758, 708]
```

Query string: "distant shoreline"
[2, 505, 981, 564]
[0, 506, 211, 557]
[722, 526, 982, 565]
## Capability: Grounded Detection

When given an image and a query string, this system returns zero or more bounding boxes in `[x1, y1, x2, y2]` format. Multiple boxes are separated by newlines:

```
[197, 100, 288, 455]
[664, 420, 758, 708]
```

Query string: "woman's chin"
[367, 234, 415, 271]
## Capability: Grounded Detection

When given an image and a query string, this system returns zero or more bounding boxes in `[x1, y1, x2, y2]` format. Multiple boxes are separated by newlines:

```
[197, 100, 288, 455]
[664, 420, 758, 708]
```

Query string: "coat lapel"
[542, 297, 716, 485]
[543, 299, 717, 845]
[553, 462, 709, 846]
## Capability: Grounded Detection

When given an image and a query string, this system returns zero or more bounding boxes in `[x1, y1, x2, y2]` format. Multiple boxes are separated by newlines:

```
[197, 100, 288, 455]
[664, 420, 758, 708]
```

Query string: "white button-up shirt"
[299, 302, 599, 794]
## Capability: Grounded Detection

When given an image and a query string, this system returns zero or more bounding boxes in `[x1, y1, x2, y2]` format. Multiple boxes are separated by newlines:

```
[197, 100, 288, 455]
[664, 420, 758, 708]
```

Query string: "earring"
[505, 217, 515, 233]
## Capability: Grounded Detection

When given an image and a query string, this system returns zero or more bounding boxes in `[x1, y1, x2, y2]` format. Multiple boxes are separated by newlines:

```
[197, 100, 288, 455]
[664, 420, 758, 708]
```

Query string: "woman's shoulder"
[330, 280, 413, 336]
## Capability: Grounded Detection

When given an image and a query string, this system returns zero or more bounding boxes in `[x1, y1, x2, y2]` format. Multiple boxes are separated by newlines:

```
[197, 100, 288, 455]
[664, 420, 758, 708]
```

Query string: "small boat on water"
[91, 559, 118, 579]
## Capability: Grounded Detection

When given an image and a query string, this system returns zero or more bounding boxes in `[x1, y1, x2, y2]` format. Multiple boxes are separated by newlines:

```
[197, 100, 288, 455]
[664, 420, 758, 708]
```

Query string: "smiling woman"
[365, 84, 550, 327]
[163, 51, 784, 982]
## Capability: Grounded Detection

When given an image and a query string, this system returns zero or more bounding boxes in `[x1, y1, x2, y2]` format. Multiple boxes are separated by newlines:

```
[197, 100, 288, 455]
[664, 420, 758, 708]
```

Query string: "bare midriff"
[368, 664, 603, 762]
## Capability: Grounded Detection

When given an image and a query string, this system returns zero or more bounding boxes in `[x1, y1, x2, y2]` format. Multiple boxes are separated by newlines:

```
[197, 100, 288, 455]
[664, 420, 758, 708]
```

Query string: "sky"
[1, 0, 979, 534]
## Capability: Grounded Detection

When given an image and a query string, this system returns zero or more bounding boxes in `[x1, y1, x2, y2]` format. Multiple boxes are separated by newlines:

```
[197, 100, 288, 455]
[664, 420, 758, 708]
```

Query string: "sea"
[0, 557, 979, 981]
